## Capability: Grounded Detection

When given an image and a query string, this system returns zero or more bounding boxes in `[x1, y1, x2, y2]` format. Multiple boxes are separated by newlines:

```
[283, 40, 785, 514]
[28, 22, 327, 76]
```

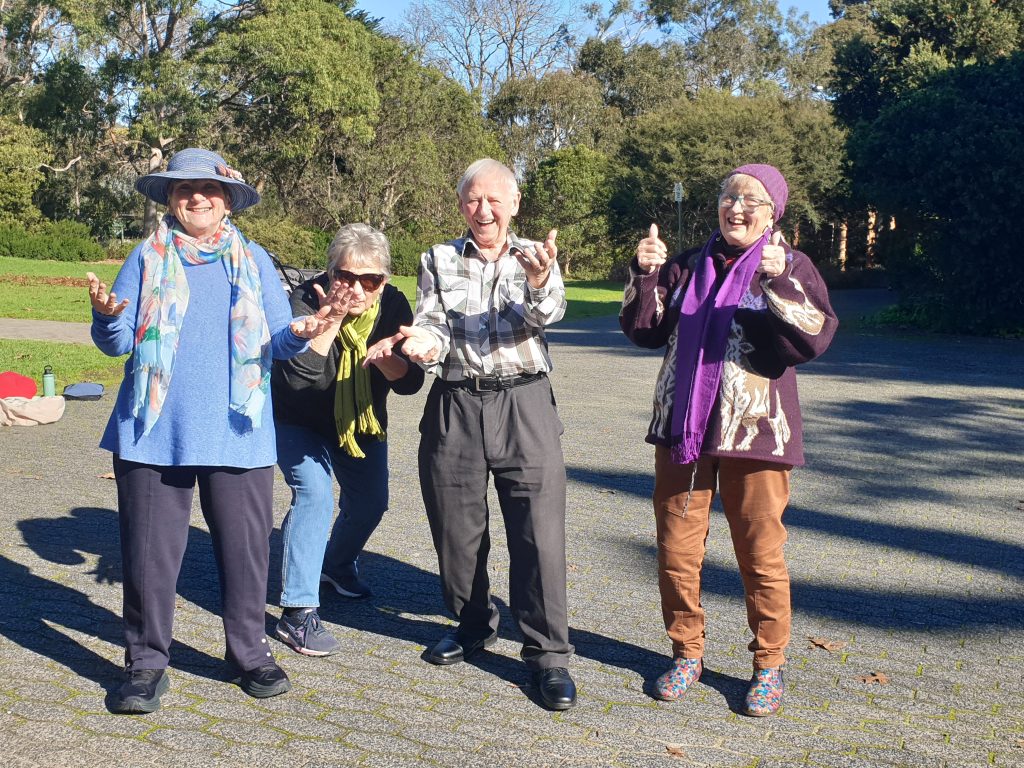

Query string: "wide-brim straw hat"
[134, 148, 261, 213]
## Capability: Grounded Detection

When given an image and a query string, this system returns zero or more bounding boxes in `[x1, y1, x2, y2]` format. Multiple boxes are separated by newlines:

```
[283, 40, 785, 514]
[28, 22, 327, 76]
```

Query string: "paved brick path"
[1, 291, 1022, 767]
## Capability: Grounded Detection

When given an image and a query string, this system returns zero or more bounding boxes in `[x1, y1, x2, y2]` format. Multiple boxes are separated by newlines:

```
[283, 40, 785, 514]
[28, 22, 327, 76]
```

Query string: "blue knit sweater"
[92, 238, 307, 468]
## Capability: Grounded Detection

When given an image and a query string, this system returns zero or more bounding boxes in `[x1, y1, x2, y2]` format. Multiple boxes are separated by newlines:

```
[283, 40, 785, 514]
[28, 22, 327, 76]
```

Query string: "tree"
[487, 69, 616, 175]
[576, 37, 693, 116]
[830, 0, 1023, 126]
[0, 115, 47, 223]
[519, 145, 615, 278]
[645, 0, 795, 94]
[608, 90, 844, 264]
[202, 0, 380, 219]
[324, 37, 501, 240]
[401, 0, 578, 104]
[851, 53, 1024, 335]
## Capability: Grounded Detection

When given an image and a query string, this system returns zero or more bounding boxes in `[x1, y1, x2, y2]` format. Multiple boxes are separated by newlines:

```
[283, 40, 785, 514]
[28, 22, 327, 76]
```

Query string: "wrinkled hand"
[366, 325, 439, 365]
[515, 229, 557, 288]
[290, 278, 355, 339]
[760, 231, 787, 278]
[636, 224, 668, 274]
[313, 278, 353, 322]
[86, 272, 129, 316]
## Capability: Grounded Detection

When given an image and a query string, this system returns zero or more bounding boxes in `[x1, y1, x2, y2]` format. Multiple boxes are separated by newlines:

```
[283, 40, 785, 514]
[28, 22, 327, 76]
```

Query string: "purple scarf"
[669, 230, 766, 465]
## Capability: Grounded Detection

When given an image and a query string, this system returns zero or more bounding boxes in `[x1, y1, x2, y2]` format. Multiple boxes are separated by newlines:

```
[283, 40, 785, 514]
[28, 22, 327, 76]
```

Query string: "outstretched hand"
[365, 325, 439, 366]
[86, 272, 130, 316]
[636, 224, 668, 274]
[290, 278, 356, 339]
[515, 229, 557, 288]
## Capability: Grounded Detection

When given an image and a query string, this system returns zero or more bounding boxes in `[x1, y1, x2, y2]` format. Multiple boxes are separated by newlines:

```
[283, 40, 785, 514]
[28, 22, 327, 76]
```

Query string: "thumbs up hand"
[759, 230, 787, 278]
[637, 223, 668, 274]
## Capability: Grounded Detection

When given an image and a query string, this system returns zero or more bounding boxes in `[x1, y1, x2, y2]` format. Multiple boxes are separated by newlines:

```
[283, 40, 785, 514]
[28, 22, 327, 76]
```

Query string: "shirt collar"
[458, 230, 529, 260]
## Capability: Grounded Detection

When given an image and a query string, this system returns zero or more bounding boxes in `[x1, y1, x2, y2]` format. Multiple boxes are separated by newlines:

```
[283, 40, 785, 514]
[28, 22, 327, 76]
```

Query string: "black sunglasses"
[331, 268, 386, 291]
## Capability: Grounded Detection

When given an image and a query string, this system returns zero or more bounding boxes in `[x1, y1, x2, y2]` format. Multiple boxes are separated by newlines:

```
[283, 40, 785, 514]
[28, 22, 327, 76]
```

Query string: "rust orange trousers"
[653, 446, 792, 670]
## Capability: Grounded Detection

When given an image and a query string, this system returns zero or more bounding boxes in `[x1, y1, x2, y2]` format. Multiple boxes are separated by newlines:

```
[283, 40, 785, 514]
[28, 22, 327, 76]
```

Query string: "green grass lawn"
[0, 257, 624, 390]
[0, 339, 126, 391]
[0, 256, 120, 323]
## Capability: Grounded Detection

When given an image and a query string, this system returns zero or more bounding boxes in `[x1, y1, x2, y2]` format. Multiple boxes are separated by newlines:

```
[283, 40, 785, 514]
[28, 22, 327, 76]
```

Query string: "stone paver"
[1, 289, 1023, 767]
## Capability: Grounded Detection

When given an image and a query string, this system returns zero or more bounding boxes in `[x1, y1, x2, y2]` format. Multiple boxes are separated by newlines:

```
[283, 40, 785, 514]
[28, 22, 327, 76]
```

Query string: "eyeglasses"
[719, 193, 774, 213]
[331, 268, 386, 291]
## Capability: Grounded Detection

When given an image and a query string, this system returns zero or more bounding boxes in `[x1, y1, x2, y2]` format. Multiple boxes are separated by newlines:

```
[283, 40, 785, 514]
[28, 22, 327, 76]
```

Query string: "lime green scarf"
[334, 301, 384, 458]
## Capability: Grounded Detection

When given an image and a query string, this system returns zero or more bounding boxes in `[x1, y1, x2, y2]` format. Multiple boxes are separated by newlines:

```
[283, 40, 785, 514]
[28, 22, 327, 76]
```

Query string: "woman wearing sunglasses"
[270, 223, 424, 656]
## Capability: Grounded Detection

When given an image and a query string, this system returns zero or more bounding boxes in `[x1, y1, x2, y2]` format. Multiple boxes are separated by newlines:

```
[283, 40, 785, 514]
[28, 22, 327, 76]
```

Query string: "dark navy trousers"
[113, 456, 276, 672]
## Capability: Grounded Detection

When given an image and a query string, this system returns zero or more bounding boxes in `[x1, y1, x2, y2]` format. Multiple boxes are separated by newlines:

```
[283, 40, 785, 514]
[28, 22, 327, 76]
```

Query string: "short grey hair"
[326, 223, 391, 275]
[456, 158, 518, 200]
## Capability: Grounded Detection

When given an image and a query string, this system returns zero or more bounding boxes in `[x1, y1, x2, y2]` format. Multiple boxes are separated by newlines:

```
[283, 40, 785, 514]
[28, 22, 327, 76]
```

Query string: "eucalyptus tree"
[400, 0, 579, 105]
[200, 0, 380, 220]
[487, 69, 617, 176]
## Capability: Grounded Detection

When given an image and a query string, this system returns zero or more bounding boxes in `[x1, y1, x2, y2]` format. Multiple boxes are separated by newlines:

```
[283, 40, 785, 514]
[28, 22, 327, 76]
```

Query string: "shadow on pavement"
[16, 506, 255, 692]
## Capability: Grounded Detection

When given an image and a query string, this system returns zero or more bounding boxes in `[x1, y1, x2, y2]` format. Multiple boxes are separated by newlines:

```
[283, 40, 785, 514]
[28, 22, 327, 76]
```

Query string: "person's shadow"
[278, 547, 734, 709]
[16, 506, 242, 711]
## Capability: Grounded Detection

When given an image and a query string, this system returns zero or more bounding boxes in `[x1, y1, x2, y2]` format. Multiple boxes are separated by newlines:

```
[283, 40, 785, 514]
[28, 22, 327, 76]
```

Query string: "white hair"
[326, 223, 391, 275]
[456, 158, 518, 200]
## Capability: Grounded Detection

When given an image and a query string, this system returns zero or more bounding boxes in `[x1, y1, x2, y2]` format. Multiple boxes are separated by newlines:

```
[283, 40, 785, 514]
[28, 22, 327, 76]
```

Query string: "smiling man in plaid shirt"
[366, 158, 576, 710]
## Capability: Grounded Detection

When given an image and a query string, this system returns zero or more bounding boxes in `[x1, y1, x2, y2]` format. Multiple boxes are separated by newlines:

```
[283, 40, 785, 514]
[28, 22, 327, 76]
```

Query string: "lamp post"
[673, 182, 684, 253]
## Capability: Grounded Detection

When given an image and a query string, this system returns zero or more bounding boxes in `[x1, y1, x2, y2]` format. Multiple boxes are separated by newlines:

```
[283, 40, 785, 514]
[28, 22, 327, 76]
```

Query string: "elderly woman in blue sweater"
[86, 148, 347, 715]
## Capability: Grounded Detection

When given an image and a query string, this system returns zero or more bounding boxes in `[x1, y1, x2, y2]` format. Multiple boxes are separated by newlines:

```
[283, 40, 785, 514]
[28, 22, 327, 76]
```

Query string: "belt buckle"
[471, 375, 488, 393]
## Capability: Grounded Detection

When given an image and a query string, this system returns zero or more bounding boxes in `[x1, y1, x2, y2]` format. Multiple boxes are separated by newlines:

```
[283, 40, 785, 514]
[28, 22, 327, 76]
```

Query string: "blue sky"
[358, 0, 834, 29]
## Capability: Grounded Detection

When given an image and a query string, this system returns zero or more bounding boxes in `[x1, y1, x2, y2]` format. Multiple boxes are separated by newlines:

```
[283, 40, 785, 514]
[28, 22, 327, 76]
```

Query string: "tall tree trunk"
[142, 144, 167, 237]
[866, 208, 877, 268]
[838, 220, 848, 272]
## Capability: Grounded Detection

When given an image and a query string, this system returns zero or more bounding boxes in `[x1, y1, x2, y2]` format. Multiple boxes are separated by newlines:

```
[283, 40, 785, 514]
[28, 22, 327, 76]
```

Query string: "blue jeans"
[276, 421, 389, 608]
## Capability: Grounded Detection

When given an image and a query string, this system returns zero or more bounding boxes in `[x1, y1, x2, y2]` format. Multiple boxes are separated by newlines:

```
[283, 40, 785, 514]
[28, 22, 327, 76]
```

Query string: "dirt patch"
[3, 275, 90, 287]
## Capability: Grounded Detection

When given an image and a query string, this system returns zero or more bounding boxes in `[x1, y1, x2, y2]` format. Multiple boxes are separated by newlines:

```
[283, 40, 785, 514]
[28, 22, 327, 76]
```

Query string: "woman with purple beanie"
[620, 164, 838, 716]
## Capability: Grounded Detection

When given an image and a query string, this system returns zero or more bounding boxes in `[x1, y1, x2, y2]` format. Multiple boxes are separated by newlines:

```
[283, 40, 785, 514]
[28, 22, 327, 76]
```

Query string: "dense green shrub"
[850, 53, 1024, 336]
[236, 215, 326, 269]
[387, 229, 427, 276]
[0, 219, 104, 261]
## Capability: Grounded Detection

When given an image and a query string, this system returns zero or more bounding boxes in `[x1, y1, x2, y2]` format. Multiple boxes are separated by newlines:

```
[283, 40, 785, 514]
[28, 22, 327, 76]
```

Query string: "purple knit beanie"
[729, 164, 788, 222]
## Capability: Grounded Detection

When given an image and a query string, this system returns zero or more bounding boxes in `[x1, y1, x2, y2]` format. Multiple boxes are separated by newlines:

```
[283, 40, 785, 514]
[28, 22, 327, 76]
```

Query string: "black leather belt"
[446, 372, 546, 393]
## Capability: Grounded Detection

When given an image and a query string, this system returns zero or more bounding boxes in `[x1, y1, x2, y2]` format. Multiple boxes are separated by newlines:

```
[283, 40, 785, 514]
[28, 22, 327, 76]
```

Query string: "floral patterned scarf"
[132, 214, 270, 434]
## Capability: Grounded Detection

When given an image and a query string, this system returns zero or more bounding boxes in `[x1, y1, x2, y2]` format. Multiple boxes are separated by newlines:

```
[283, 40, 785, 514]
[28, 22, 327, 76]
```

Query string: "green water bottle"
[42, 365, 56, 397]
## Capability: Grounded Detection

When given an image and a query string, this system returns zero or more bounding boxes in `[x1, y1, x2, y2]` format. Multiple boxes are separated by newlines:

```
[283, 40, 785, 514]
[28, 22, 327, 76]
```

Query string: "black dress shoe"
[535, 667, 577, 710]
[109, 668, 170, 714]
[425, 630, 497, 665]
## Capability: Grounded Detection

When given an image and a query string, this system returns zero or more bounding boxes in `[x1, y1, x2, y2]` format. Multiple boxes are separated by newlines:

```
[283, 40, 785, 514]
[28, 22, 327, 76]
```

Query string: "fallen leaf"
[567, 563, 579, 572]
[856, 671, 889, 685]
[1015, 739, 1024, 749]
[808, 636, 847, 652]
[599, 489, 616, 494]
[666, 744, 687, 758]
[97, 472, 116, 480]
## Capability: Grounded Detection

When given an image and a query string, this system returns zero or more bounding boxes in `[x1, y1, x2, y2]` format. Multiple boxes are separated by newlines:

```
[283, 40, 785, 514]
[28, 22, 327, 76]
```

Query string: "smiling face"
[168, 179, 230, 239]
[718, 174, 775, 248]
[459, 171, 520, 252]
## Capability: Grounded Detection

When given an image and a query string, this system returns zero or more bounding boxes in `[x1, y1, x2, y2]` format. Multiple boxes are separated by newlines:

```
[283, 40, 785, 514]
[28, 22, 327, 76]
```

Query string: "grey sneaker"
[320, 566, 372, 599]
[275, 609, 341, 657]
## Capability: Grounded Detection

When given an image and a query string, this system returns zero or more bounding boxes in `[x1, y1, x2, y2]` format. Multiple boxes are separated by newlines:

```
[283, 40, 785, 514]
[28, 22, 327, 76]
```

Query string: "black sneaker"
[320, 564, 372, 599]
[238, 662, 291, 698]
[109, 668, 170, 714]
[275, 609, 341, 657]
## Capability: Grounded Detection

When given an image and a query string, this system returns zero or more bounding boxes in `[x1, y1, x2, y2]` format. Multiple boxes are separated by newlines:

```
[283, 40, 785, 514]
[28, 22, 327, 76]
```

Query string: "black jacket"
[271, 275, 424, 442]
